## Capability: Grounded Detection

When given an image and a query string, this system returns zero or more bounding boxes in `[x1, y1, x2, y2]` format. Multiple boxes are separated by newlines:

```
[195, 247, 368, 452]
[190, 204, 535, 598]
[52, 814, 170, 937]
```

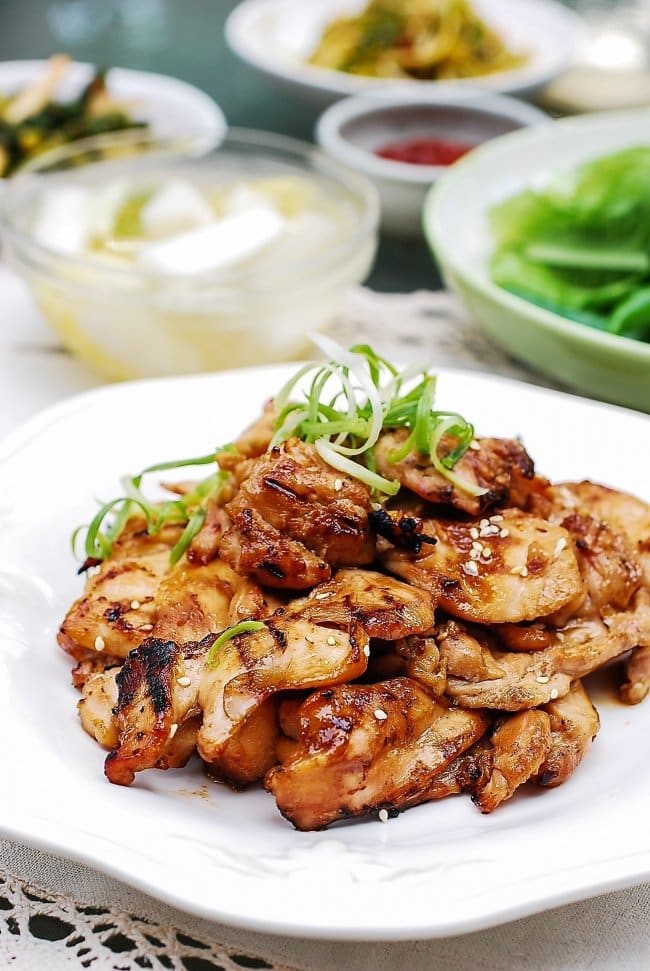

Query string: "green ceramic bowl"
[424, 109, 650, 412]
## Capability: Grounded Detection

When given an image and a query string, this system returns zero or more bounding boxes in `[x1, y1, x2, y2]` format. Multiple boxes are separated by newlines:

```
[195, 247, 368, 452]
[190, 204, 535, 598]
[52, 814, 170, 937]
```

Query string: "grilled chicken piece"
[383, 509, 583, 625]
[443, 593, 650, 709]
[620, 646, 650, 705]
[102, 557, 242, 785]
[58, 519, 183, 660]
[474, 710, 552, 813]
[395, 635, 447, 695]
[151, 557, 240, 643]
[78, 669, 120, 749]
[101, 558, 240, 783]
[227, 578, 285, 625]
[437, 620, 505, 682]
[105, 633, 213, 786]
[551, 512, 641, 623]
[533, 482, 650, 587]
[266, 677, 489, 830]
[290, 569, 435, 640]
[219, 440, 374, 589]
[220, 506, 330, 589]
[493, 512, 642, 642]
[534, 680, 600, 788]
[424, 739, 494, 801]
[374, 433, 535, 515]
[71, 648, 122, 690]
[198, 618, 369, 787]
[187, 500, 230, 566]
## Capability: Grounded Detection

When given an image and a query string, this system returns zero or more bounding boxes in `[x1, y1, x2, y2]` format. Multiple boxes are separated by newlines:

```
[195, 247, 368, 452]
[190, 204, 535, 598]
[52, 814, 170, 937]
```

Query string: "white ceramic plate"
[225, 0, 585, 106]
[1, 365, 650, 941]
[0, 60, 226, 146]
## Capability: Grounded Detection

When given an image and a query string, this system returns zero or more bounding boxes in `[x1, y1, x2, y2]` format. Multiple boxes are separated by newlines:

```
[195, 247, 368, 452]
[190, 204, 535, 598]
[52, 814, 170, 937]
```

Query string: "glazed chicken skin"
[473, 709, 552, 813]
[59, 520, 183, 661]
[288, 569, 435, 640]
[433, 596, 650, 710]
[374, 432, 535, 515]
[531, 481, 650, 586]
[382, 508, 584, 625]
[535, 680, 600, 788]
[219, 440, 375, 589]
[88, 556, 245, 780]
[266, 677, 489, 830]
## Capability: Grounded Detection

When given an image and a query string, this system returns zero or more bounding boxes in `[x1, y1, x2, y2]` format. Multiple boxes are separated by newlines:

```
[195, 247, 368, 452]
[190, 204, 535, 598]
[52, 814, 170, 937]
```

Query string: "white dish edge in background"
[0, 60, 227, 158]
[1, 364, 650, 940]
[226, 0, 585, 106]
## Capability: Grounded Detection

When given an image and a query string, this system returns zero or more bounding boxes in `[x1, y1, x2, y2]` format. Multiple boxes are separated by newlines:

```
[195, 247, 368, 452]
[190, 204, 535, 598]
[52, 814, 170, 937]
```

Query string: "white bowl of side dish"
[0, 59, 227, 168]
[2, 128, 379, 380]
[316, 91, 550, 236]
[424, 109, 650, 412]
[225, 0, 585, 107]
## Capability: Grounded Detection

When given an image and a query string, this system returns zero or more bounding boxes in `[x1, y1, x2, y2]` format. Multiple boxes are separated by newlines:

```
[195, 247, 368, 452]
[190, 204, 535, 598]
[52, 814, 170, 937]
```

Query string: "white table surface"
[1, 264, 649, 970]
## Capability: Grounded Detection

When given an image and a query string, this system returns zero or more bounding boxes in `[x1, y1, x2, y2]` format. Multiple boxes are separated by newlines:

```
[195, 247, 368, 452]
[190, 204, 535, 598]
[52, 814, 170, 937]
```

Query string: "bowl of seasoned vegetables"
[2, 127, 378, 379]
[226, 0, 584, 106]
[0, 56, 226, 178]
[424, 109, 650, 412]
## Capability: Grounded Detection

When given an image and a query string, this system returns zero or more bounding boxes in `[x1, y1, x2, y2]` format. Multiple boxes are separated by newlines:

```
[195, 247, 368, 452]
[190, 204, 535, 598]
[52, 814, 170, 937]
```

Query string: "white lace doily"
[0, 864, 295, 970]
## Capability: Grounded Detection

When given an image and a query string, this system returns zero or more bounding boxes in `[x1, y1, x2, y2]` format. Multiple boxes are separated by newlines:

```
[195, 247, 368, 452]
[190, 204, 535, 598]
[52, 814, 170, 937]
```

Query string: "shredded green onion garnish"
[272, 337, 483, 498]
[73, 452, 228, 567]
[205, 621, 267, 668]
[72, 342, 482, 569]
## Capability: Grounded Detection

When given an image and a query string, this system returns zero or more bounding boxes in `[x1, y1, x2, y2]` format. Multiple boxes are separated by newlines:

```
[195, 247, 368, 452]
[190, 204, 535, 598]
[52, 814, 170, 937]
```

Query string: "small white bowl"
[0, 60, 227, 168]
[316, 93, 549, 236]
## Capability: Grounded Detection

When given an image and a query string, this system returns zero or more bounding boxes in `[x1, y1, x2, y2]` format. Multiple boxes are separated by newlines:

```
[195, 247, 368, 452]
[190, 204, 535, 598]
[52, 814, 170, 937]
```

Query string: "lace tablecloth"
[1, 266, 648, 970]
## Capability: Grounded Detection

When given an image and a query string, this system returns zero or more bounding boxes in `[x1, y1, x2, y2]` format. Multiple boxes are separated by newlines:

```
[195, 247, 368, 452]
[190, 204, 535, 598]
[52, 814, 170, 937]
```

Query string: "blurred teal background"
[0, 0, 315, 139]
[0, 0, 438, 290]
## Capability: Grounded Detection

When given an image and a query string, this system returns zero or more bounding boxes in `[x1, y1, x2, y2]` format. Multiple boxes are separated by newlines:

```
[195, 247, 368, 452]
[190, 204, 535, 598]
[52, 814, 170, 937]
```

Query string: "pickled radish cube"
[225, 185, 275, 216]
[88, 178, 129, 239]
[140, 179, 213, 237]
[138, 206, 285, 275]
[34, 187, 90, 255]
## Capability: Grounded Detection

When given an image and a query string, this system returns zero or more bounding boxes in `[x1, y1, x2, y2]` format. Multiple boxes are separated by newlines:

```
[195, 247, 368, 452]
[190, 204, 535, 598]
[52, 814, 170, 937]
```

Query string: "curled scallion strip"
[73, 452, 228, 566]
[72, 343, 483, 568]
[205, 621, 267, 668]
[272, 339, 483, 498]
[169, 507, 207, 566]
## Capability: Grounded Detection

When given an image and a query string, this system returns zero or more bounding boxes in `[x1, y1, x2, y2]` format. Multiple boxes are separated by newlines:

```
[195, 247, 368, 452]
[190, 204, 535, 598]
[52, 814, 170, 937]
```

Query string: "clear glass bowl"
[2, 128, 379, 379]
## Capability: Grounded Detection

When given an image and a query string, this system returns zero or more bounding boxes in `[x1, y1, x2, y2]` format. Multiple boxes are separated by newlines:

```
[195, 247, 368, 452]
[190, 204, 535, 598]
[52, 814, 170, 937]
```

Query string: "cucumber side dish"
[490, 146, 650, 343]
